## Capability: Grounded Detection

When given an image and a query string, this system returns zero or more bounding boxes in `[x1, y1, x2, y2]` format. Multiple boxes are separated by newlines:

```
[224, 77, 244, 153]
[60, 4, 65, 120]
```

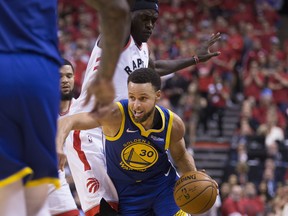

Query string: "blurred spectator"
[256, 104, 285, 148]
[221, 184, 245, 216]
[193, 61, 214, 134]
[212, 32, 238, 86]
[243, 60, 265, 102]
[162, 72, 190, 115]
[235, 162, 249, 186]
[179, 81, 202, 147]
[262, 167, 277, 199]
[252, 88, 287, 130]
[243, 38, 267, 71]
[267, 61, 288, 118]
[241, 182, 265, 216]
[220, 182, 231, 202]
[207, 75, 230, 137]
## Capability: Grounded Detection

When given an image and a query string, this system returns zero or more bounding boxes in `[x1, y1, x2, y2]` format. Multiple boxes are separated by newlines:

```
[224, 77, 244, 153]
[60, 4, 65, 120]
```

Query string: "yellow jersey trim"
[0, 167, 33, 188]
[129, 105, 165, 137]
[174, 209, 188, 216]
[105, 102, 125, 141]
[26, 177, 60, 189]
[165, 110, 174, 150]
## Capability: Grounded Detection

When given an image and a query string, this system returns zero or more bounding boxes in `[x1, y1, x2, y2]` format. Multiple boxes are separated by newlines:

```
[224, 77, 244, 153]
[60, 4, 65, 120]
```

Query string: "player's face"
[128, 82, 160, 124]
[60, 65, 74, 100]
[131, 9, 158, 45]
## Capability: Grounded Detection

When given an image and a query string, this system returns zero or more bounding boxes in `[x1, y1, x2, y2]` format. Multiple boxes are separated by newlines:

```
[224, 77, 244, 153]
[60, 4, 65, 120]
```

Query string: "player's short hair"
[62, 58, 74, 73]
[128, 68, 161, 91]
[131, 0, 159, 13]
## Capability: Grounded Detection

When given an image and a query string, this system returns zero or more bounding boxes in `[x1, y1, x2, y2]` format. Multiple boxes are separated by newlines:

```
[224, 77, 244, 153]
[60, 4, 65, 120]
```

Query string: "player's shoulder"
[171, 112, 185, 135]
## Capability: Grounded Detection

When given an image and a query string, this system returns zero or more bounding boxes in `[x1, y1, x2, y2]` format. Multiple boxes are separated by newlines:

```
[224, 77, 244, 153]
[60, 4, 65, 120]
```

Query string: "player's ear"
[155, 90, 161, 101]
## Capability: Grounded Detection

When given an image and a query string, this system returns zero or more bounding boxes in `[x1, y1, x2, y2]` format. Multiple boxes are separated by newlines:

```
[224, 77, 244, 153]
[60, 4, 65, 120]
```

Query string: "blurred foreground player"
[0, 1, 61, 215]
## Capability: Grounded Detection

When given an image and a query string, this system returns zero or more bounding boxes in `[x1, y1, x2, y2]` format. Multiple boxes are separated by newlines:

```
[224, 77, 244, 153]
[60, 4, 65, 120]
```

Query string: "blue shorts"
[0, 53, 60, 188]
[113, 168, 186, 216]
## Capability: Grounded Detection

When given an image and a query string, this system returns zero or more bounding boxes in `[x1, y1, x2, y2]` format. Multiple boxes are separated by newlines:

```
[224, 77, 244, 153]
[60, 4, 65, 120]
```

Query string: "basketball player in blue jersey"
[0, 1, 130, 215]
[0, 1, 62, 215]
[57, 68, 205, 216]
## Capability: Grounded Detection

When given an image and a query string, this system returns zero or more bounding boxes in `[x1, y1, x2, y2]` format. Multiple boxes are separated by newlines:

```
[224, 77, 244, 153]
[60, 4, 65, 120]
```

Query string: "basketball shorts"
[0, 53, 60, 188]
[114, 168, 187, 216]
[65, 127, 118, 216]
[48, 170, 79, 215]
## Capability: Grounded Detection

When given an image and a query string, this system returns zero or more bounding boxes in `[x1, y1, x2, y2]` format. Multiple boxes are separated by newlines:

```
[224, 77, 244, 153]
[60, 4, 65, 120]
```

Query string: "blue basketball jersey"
[105, 99, 186, 215]
[0, 0, 61, 65]
[0, 0, 61, 188]
[105, 99, 175, 183]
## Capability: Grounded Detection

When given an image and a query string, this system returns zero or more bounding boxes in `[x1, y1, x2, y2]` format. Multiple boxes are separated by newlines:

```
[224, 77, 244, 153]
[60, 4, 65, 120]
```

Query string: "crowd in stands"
[58, 0, 288, 215]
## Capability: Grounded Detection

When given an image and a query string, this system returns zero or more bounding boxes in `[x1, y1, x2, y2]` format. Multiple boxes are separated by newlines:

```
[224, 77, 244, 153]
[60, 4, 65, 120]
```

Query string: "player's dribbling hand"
[199, 169, 219, 191]
[84, 76, 115, 116]
[195, 32, 221, 62]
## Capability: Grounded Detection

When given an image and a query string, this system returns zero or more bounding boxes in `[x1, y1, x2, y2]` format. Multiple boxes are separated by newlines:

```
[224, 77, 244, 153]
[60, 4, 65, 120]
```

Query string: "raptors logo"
[86, 178, 100, 193]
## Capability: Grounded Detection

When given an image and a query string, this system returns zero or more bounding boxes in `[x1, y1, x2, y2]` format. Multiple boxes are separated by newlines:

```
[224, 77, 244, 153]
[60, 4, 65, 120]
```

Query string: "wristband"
[193, 55, 200, 64]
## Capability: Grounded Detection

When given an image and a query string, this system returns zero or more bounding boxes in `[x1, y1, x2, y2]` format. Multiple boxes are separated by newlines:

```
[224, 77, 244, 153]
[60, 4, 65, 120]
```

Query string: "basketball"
[173, 171, 218, 214]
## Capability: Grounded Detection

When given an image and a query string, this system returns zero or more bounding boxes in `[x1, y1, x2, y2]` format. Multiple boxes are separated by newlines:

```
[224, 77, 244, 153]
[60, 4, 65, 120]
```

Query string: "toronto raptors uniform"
[105, 100, 183, 215]
[48, 99, 79, 216]
[66, 35, 149, 215]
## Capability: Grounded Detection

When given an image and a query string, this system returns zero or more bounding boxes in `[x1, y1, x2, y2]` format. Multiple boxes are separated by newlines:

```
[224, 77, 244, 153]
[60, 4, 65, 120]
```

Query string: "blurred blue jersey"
[0, 0, 61, 65]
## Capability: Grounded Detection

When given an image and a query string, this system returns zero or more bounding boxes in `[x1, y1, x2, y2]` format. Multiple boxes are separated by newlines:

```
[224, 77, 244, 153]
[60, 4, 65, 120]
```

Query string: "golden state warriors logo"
[121, 142, 158, 171]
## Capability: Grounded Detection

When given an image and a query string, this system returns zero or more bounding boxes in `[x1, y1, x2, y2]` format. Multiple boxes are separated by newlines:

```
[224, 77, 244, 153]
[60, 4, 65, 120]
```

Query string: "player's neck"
[59, 100, 71, 116]
[131, 35, 143, 48]
[141, 108, 157, 130]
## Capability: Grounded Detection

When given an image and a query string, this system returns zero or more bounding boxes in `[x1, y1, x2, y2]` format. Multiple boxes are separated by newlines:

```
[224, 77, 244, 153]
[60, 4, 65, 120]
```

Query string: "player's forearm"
[56, 117, 73, 152]
[154, 57, 198, 76]
[174, 152, 197, 174]
[92, 0, 130, 81]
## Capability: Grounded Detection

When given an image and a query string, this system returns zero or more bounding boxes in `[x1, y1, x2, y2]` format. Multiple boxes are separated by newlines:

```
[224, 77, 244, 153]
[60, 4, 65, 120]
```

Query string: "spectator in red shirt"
[221, 185, 246, 216]
[193, 61, 214, 134]
[207, 75, 230, 137]
[243, 38, 268, 71]
[243, 60, 265, 102]
[267, 63, 288, 116]
[241, 182, 265, 216]
[252, 88, 287, 130]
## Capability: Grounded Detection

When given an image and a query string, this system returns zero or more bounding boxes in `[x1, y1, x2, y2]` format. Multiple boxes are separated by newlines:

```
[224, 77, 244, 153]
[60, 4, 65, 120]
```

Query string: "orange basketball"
[173, 171, 218, 214]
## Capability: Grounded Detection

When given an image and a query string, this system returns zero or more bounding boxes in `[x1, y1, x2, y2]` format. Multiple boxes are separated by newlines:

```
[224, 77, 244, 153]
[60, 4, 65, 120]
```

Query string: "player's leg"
[0, 180, 26, 216]
[152, 170, 186, 216]
[0, 53, 59, 215]
[21, 55, 61, 214]
[65, 129, 118, 215]
[47, 170, 79, 216]
[25, 184, 50, 216]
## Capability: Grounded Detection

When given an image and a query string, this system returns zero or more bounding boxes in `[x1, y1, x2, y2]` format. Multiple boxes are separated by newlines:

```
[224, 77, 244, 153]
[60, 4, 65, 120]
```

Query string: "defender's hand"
[195, 32, 221, 62]
[84, 76, 115, 115]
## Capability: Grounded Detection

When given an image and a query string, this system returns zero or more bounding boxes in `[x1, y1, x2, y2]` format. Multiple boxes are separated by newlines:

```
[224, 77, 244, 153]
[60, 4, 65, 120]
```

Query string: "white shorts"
[65, 127, 118, 216]
[48, 170, 79, 216]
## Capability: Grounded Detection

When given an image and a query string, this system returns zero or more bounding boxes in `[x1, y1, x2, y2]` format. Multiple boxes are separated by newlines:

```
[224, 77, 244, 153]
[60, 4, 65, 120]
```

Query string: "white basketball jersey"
[70, 35, 149, 114]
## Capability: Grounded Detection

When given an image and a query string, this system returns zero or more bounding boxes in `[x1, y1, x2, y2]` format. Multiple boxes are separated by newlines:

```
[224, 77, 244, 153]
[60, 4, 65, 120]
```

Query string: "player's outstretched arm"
[152, 32, 221, 76]
[56, 112, 101, 170]
[84, 0, 130, 111]
[169, 113, 197, 174]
